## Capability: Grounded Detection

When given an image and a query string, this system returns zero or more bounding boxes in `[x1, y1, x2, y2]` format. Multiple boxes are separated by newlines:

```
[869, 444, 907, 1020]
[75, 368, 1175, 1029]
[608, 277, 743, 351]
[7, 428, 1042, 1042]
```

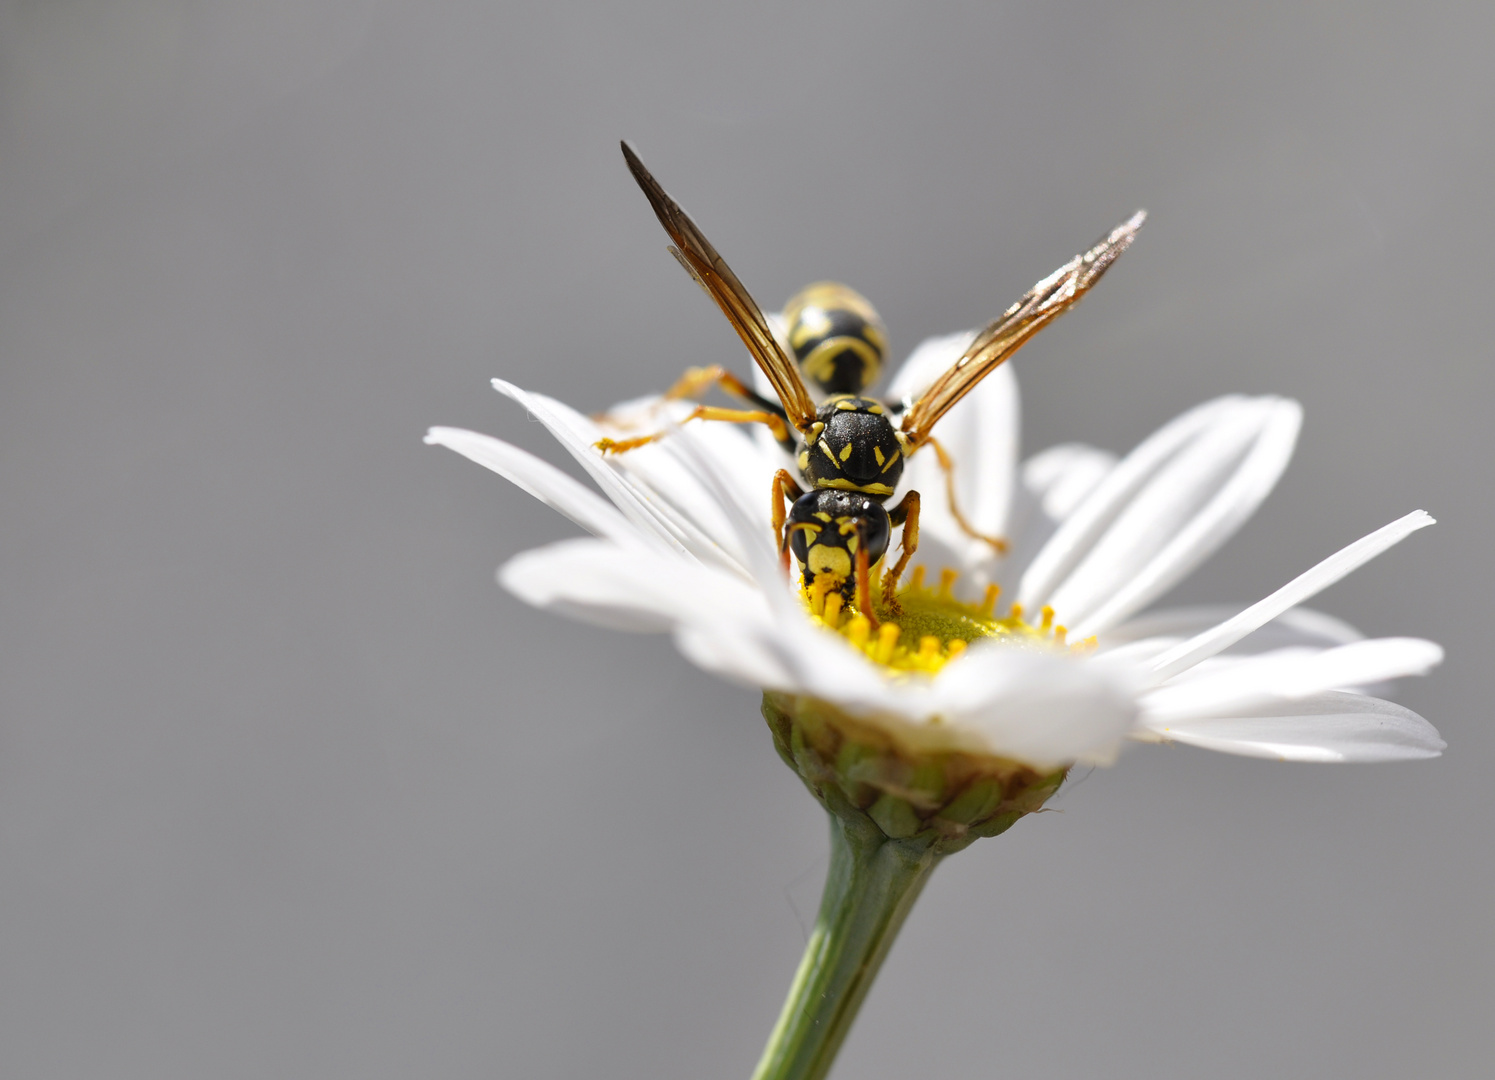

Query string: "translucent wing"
[900, 211, 1147, 449]
[621, 142, 819, 435]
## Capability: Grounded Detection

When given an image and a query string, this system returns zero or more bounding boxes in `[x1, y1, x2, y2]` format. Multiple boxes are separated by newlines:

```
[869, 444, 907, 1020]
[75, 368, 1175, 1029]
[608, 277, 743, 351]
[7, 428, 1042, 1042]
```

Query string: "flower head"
[427, 332, 1443, 781]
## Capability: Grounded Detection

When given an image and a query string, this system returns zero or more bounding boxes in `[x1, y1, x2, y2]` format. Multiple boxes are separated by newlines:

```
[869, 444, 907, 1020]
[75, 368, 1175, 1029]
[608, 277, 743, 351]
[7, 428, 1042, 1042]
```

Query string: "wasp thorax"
[797, 396, 904, 497]
[783, 282, 888, 397]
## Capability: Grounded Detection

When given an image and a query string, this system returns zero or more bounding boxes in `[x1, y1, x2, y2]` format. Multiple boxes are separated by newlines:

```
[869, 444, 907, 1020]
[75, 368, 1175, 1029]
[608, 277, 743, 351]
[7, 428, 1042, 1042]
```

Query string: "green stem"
[751, 812, 941, 1080]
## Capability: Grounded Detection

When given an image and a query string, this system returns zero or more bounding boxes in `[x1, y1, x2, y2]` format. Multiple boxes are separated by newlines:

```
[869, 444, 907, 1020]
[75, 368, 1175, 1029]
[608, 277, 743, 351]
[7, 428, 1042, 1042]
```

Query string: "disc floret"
[802, 564, 1090, 675]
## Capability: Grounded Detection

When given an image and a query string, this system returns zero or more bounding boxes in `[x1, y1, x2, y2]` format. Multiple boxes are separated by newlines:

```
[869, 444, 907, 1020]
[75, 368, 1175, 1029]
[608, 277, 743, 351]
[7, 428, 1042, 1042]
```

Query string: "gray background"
[0, 1, 1489, 1077]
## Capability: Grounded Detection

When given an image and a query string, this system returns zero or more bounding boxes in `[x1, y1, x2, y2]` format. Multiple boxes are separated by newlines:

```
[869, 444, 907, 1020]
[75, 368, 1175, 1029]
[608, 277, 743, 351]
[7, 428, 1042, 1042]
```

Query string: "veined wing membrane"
[621, 142, 819, 434]
[900, 211, 1147, 449]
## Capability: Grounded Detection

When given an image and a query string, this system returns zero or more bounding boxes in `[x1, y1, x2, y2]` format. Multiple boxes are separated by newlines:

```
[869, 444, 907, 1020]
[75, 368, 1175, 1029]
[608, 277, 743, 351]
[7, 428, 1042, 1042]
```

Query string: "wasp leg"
[595, 404, 792, 454]
[772, 469, 805, 577]
[663, 365, 786, 419]
[681, 405, 792, 442]
[594, 432, 665, 454]
[596, 366, 792, 451]
[661, 364, 734, 402]
[928, 437, 1009, 553]
[882, 490, 922, 611]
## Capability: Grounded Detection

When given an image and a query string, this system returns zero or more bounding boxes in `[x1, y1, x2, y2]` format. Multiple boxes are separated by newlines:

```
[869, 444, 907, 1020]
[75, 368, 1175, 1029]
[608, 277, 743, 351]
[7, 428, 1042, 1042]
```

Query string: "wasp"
[603, 142, 1144, 624]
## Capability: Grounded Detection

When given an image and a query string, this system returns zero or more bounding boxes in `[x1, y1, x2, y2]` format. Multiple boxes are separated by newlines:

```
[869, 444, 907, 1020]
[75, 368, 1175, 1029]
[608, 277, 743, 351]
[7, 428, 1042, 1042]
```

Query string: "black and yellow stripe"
[783, 282, 888, 396]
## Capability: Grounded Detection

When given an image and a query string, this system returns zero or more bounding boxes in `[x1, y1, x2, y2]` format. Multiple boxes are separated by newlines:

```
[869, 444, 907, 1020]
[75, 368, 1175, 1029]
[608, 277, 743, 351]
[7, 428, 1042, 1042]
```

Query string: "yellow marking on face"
[880, 448, 901, 474]
[838, 442, 853, 462]
[808, 544, 852, 579]
[819, 439, 839, 465]
[873, 445, 886, 467]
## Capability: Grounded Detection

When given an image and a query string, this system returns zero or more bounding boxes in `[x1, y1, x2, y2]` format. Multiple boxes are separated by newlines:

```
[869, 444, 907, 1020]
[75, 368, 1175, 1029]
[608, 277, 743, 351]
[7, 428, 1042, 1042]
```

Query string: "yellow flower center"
[803, 565, 1093, 674]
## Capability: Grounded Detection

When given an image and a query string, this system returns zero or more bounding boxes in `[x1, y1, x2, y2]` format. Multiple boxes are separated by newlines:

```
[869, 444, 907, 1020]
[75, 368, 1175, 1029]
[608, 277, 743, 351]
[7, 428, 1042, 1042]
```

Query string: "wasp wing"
[621, 142, 819, 435]
[899, 211, 1146, 449]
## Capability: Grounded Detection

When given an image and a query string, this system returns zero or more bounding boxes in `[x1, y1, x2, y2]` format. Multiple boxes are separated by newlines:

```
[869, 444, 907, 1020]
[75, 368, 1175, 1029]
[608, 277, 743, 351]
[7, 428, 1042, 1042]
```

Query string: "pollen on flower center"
[802, 565, 1091, 673]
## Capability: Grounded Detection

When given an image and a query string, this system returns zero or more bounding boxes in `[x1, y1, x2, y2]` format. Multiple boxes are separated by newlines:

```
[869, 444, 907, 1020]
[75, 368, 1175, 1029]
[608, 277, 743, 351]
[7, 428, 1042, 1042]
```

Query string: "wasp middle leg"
[928, 437, 1008, 554]
[595, 366, 794, 454]
[881, 490, 922, 611]
[596, 404, 793, 454]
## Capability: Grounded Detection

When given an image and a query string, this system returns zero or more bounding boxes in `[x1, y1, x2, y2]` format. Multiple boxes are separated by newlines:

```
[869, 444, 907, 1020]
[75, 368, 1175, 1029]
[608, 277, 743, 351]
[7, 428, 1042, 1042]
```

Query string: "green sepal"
[762, 691, 1066, 857]
[867, 792, 922, 838]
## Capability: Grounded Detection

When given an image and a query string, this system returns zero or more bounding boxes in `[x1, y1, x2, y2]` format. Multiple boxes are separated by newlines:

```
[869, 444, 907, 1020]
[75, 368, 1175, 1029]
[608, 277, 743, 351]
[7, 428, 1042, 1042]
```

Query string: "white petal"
[1021, 443, 1119, 522]
[492, 380, 742, 572]
[1101, 605, 1363, 653]
[673, 619, 800, 690]
[658, 424, 804, 611]
[998, 443, 1118, 591]
[499, 538, 765, 634]
[424, 427, 648, 548]
[1070, 399, 1300, 636]
[1144, 637, 1444, 722]
[933, 646, 1140, 768]
[1141, 692, 1445, 762]
[1017, 396, 1245, 610]
[1145, 510, 1436, 684]
[1034, 396, 1303, 637]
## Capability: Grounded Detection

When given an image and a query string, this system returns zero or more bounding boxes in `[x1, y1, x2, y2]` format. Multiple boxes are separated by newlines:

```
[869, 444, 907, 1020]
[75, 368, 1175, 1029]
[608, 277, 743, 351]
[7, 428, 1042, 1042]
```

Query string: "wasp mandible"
[602, 142, 1144, 624]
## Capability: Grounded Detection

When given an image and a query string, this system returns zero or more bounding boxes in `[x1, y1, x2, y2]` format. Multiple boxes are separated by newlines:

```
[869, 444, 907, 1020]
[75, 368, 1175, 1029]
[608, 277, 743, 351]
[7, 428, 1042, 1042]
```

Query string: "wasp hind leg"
[881, 491, 921, 611]
[928, 437, 1008, 553]
[662, 365, 785, 418]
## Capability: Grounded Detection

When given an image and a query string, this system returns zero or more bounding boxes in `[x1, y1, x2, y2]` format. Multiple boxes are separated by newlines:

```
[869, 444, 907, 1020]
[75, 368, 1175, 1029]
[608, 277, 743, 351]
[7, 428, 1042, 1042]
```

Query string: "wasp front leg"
[882, 490, 921, 610]
[771, 469, 805, 576]
[854, 520, 878, 629]
[928, 437, 1008, 554]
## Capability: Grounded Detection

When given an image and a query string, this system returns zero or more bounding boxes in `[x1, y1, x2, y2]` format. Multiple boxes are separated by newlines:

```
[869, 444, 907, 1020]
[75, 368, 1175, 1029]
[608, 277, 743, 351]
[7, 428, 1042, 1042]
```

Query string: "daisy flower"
[426, 330, 1443, 783]
[429, 301, 1445, 1080]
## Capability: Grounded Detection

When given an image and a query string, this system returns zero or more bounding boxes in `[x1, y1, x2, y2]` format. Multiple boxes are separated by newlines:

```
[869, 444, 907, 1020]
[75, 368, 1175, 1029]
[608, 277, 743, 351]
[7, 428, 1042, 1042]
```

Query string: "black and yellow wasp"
[603, 142, 1144, 624]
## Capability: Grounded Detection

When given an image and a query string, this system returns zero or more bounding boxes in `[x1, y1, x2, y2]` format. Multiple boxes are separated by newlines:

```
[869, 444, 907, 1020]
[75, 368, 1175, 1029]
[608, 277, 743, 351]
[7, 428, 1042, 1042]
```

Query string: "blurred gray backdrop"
[1, 1, 1491, 1077]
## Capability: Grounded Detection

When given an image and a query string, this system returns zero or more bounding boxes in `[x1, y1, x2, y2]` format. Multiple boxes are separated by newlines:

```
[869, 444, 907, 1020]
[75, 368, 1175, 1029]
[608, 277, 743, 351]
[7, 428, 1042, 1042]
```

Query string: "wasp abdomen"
[783, 282, 887, 396]
[786, 489, 891, 596]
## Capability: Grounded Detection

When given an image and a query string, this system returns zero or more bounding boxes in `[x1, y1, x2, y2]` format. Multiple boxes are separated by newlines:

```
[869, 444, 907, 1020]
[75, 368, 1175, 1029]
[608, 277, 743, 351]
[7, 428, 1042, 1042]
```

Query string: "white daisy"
[426, 332, 1443, 775]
